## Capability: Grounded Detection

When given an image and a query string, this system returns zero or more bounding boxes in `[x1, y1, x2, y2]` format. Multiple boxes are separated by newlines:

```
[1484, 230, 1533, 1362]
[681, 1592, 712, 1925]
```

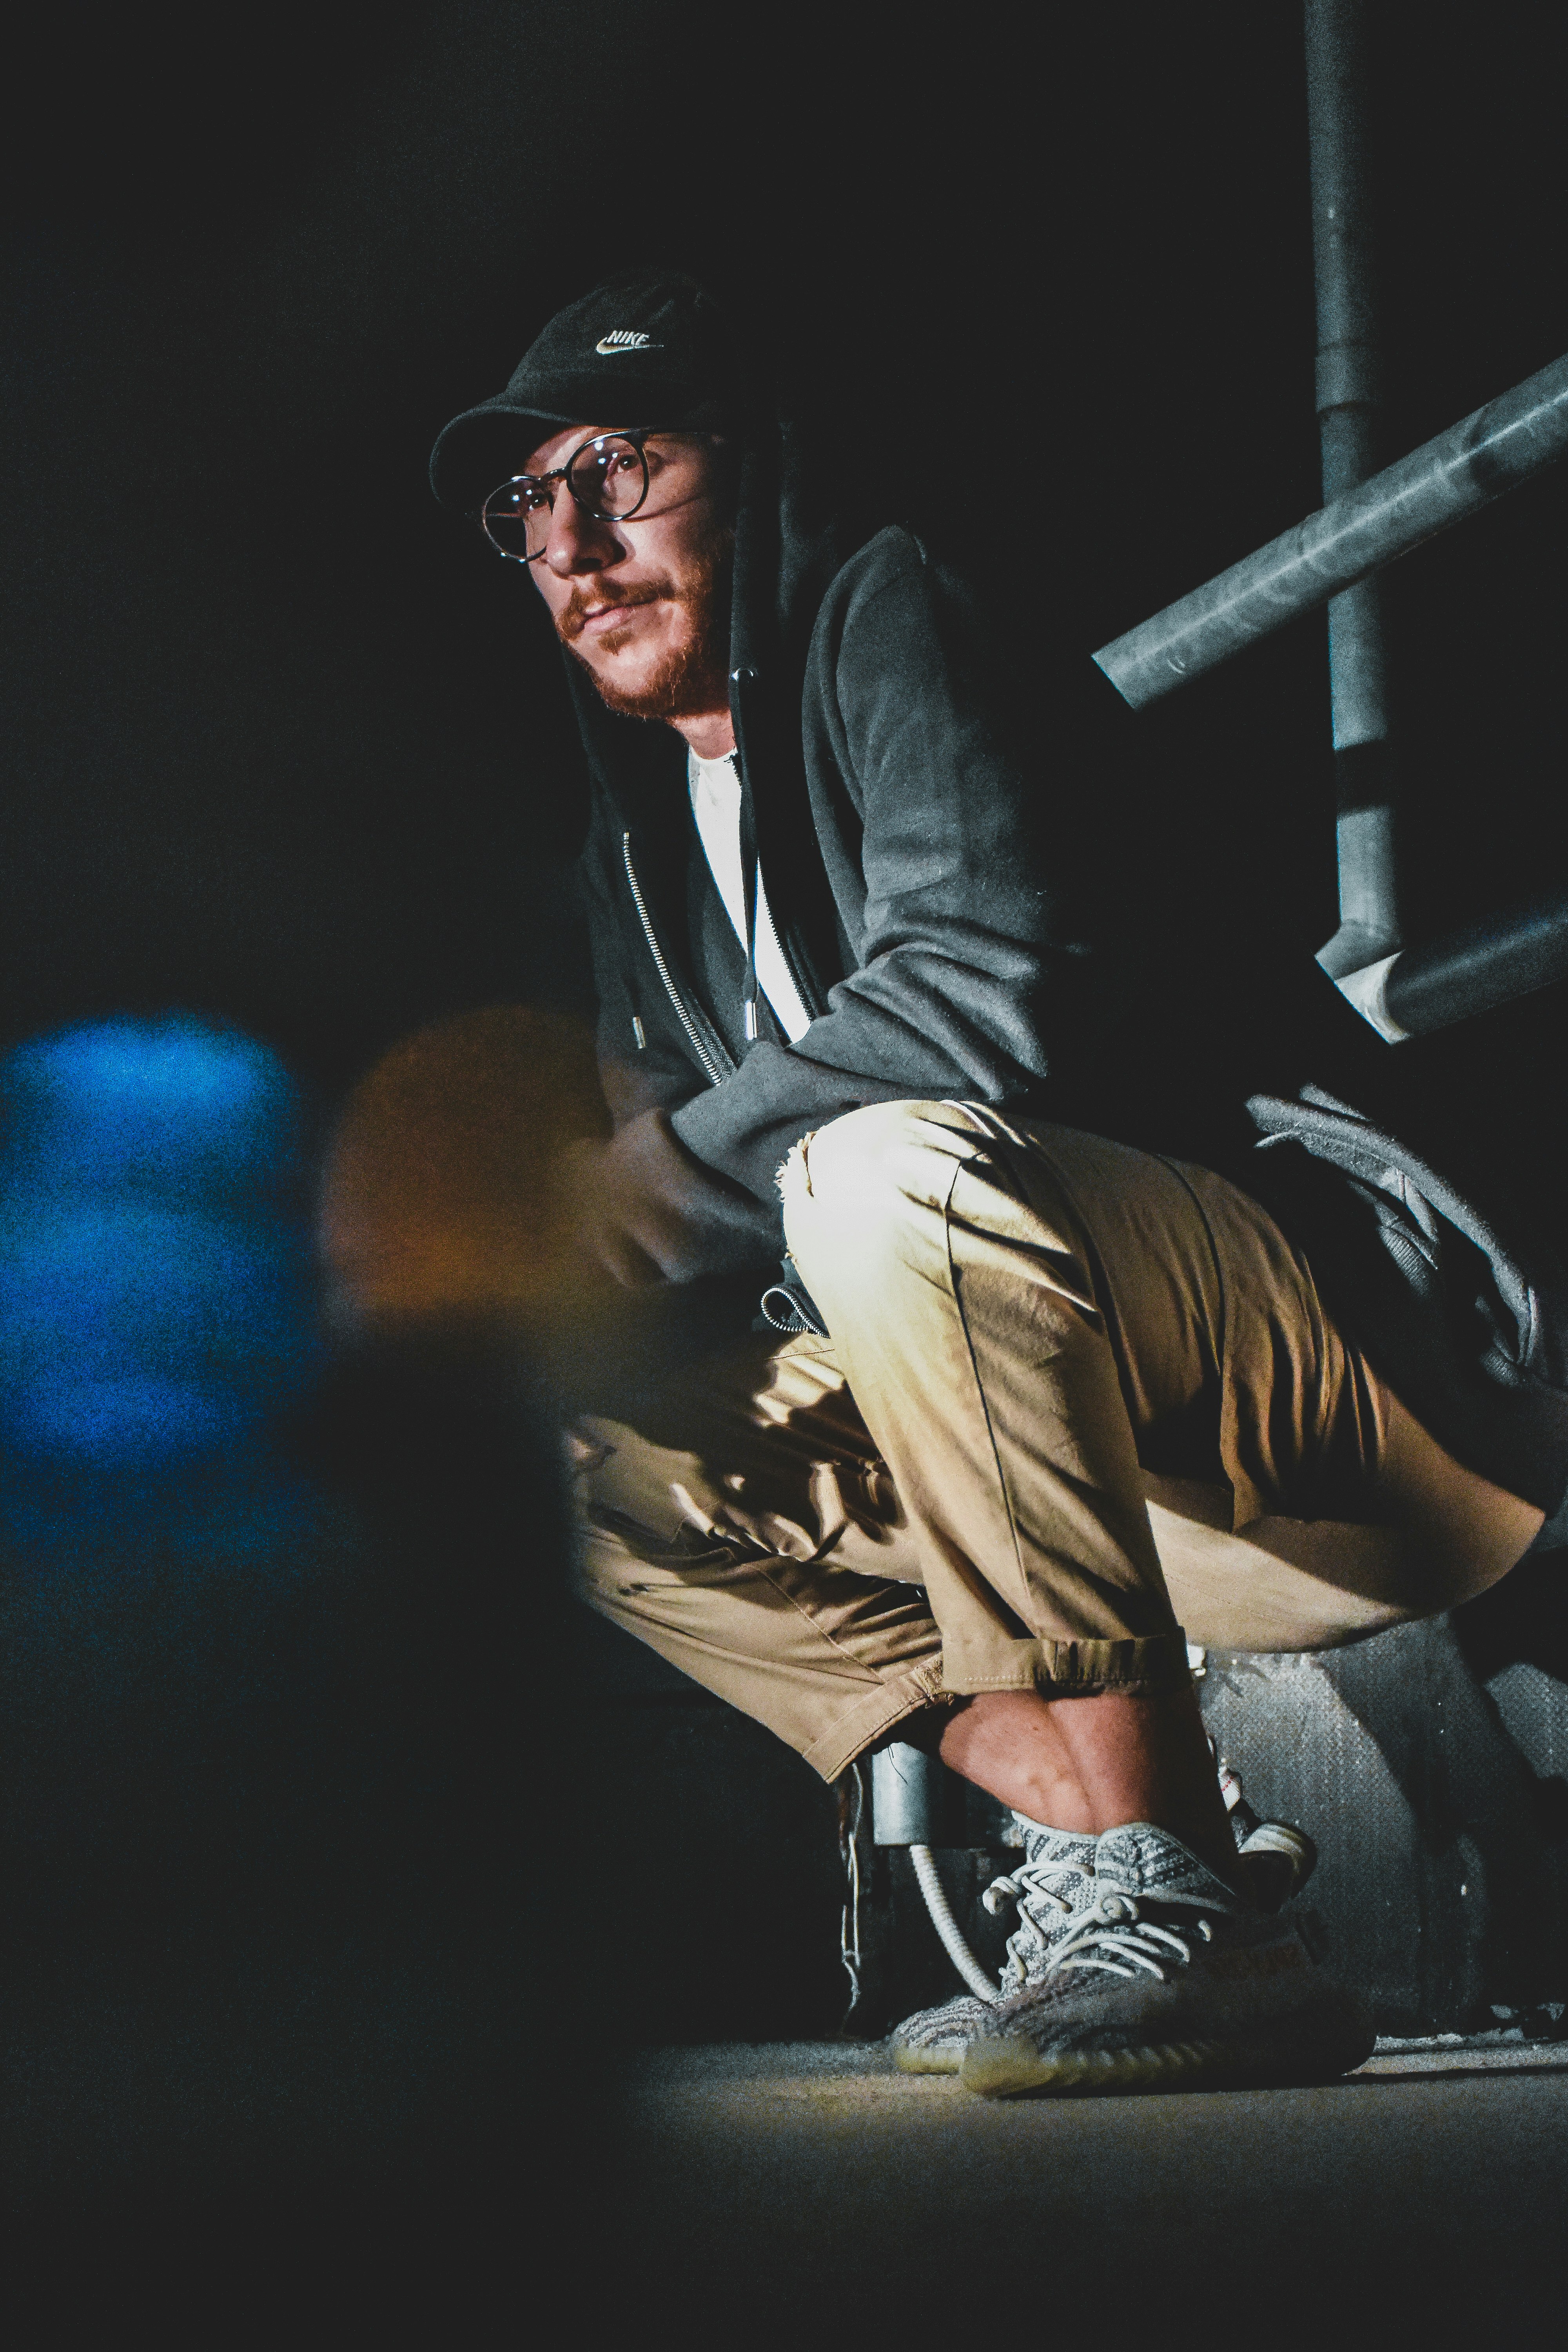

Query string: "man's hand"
[556, 1131, 685, 1287]
[554, 1108, 780, 1289]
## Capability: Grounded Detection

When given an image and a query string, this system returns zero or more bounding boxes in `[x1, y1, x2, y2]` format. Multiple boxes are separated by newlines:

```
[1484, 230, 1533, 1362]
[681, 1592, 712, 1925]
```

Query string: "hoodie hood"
[557, 386, 853, 1013]
[433, 269, 863, 1024]
[432, 267, 849, 783]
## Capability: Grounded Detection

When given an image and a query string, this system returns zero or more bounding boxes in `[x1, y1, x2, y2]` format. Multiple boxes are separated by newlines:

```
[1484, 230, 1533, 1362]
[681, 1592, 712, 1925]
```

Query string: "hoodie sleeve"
[575, 781, 711, 1131]
[669, 527, 1132, 1210]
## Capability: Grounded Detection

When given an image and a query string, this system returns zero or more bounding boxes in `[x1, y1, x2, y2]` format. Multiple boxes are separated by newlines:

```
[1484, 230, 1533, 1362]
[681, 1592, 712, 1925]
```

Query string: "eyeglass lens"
[481, 434, 649, 560]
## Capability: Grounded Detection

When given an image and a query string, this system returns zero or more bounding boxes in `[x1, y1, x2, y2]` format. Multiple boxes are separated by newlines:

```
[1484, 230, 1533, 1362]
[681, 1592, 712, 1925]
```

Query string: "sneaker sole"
[891, 2040, 969, 2076]
[960, 2011, 1375, 2100]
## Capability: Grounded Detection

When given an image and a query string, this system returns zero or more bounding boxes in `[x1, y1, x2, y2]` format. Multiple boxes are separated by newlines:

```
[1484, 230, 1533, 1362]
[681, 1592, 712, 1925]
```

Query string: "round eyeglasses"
[479, 430, 651, 562]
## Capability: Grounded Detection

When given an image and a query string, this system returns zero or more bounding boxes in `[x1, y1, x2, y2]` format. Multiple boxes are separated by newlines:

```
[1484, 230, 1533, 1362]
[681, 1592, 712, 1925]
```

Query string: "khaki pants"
[572, 1104, 1542, 1783]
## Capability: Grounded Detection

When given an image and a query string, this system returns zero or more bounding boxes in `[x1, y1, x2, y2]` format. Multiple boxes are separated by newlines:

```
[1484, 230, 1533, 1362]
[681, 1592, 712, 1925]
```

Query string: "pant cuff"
[1034, 1629, 1192, 1696]
[800, 1662, 951, 1784]
[937, 1628, 1192, 1699]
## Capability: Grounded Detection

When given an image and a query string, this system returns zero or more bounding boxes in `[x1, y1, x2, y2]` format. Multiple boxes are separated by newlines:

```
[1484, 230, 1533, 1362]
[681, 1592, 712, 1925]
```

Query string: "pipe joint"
[1316, 341, 1383, 414]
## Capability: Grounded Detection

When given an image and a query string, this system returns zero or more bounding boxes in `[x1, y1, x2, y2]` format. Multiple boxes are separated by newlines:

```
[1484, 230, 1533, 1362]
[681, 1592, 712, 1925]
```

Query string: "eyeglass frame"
[478, 426, 667, 563]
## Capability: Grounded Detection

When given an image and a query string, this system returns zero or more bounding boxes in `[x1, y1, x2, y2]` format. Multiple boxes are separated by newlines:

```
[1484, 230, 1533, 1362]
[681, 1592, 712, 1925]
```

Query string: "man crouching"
[426, 270, 1551, 2092]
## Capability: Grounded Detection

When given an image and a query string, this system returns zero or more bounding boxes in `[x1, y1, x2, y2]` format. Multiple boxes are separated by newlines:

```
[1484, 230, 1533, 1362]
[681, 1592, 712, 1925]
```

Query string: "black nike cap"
[429, 269, 748, 512]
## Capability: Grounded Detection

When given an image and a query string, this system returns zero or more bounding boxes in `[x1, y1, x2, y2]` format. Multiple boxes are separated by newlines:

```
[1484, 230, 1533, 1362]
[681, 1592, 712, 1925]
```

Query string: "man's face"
[520, 422, 734, 725]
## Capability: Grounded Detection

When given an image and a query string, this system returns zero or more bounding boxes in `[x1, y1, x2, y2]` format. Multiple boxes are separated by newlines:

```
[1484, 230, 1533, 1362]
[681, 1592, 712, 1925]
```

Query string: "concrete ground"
[615, 2040, 1568, 2343]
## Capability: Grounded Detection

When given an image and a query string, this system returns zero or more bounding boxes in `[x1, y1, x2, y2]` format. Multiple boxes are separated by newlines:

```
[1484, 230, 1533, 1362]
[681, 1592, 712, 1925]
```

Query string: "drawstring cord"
[730, 663, 762, 1044]
[737, 742, 762, 1043]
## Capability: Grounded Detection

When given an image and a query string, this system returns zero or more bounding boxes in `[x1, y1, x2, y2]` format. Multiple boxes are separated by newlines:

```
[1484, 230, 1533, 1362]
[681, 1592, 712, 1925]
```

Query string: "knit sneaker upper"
[985, 1817, 1099, 1994]
[960, 1822, 1374, 2097]
[889, 1815, 1096, 2072]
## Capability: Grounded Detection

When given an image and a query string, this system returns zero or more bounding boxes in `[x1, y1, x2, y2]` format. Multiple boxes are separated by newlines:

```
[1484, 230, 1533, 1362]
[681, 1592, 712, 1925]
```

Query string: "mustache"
[557, 581, 669, 643]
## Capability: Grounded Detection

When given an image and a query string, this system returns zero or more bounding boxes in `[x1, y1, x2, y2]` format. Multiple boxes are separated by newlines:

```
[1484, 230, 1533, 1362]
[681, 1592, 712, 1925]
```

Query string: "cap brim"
[428, 397, 588, 511]
[429, 382, 730, 509]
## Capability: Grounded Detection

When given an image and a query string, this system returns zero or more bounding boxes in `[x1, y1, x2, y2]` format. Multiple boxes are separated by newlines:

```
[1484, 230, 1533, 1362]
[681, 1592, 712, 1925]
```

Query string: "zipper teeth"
[622, 831, 725, 1087]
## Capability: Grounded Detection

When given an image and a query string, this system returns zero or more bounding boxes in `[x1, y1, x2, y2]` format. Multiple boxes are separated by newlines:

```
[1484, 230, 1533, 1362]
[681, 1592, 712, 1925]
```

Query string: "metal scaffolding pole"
[1090, 12, 1568, 1047]
[1356, 885, 1568, 1042]
[1091, 348, 1568, 709]
[1306, 0, 1396, 978]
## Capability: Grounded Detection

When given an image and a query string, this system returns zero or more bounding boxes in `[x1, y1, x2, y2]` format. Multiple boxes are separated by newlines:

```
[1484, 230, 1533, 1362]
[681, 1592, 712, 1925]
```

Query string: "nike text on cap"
[429, 269, 744, 512]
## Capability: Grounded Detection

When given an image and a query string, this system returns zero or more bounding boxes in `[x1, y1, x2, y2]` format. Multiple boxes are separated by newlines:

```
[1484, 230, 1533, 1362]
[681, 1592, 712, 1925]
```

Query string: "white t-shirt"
[687, 748, 814, 1044]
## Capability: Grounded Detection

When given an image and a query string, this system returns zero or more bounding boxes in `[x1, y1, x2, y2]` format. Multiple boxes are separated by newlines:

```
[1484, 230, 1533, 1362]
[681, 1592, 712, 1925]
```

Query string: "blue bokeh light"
[0, 1017, 319, 1466]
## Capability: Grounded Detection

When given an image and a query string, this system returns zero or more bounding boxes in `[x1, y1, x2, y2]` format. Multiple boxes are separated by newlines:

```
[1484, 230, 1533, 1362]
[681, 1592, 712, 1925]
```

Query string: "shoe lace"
[984, 1849, 1096, 1982]
[1046, 1885, 1218, 1984]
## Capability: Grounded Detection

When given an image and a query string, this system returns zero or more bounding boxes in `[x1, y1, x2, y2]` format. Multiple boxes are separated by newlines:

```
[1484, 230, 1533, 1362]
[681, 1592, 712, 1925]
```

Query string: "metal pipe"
[1307, 0, 1385, 730]
[1338, 887, 1568, 1043]
[869, 1741, 967, 1845]
[870, 1745, 997, 1998]
[1306, 0, 1401, 978]
[1091, 347, 1568, 711]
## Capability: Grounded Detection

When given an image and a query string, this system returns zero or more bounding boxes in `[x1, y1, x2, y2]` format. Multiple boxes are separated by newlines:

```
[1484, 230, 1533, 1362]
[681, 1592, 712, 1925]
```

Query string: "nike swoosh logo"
[595, 336, 661, 356]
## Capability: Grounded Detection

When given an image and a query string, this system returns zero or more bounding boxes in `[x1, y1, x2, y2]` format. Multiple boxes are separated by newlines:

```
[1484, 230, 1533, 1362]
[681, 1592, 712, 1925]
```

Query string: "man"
[429, 270, 1561, 2094]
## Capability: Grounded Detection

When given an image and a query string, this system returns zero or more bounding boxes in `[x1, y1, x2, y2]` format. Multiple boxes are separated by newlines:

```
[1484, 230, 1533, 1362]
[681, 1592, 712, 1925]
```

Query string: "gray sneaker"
[959, 1822, 1374, 2099]
[889, 1819, 1096, 2073]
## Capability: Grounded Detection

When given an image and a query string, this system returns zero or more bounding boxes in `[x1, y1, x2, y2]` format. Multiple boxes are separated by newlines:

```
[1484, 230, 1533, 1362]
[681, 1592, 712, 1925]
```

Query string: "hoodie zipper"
[621, 831, 727, 1087]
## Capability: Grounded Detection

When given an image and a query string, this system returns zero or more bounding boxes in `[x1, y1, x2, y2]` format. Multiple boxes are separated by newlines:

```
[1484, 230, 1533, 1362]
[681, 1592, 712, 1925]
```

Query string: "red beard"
[558, 532, 732, 724]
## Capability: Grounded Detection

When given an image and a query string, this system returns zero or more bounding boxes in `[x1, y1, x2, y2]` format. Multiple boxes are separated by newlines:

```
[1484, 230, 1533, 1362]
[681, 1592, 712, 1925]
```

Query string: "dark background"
[5, 2, 1568, 2310]
[5, 0, 1566, 1104]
